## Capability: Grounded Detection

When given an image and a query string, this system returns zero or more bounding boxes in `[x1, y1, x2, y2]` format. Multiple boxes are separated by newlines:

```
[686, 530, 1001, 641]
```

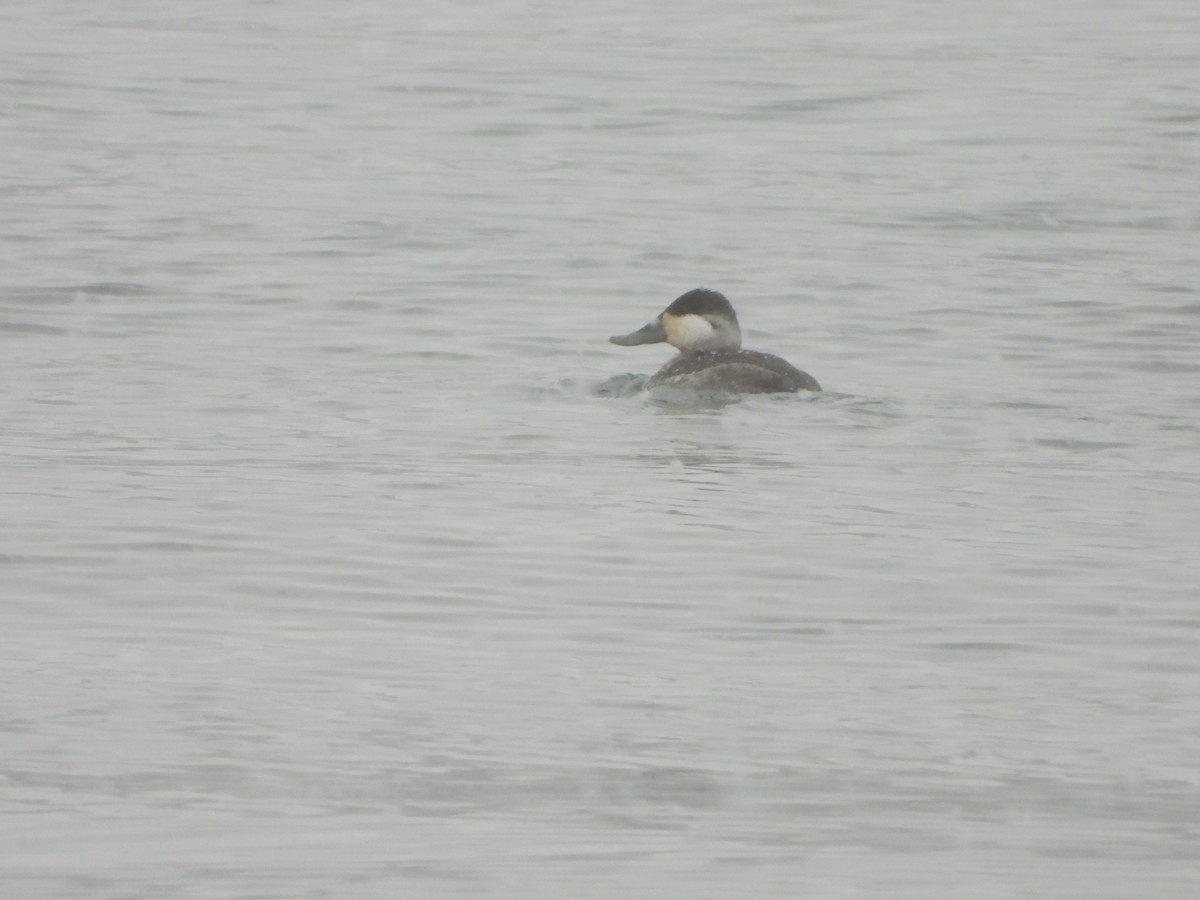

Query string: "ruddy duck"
[610, 288, 821, 393]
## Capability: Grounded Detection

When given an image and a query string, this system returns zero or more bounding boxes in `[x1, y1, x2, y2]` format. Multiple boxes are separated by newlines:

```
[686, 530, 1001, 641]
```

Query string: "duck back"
[648, 350, 821, 393]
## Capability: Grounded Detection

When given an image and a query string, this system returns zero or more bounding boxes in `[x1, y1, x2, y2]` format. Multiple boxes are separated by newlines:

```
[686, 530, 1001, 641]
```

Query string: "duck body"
[647, 348, 820, 392]
[609, 288, 821, 394]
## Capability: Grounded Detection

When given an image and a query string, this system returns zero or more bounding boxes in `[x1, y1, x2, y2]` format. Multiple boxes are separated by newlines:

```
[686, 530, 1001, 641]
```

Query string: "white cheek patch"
[664, 313, 715, 350]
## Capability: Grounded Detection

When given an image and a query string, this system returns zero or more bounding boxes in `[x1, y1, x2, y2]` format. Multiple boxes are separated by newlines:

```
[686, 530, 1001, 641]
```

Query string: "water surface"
[3, 1, 1199, 897]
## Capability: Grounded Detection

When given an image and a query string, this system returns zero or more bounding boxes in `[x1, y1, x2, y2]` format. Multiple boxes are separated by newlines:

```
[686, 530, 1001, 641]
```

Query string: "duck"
[609, 288, 821, 393]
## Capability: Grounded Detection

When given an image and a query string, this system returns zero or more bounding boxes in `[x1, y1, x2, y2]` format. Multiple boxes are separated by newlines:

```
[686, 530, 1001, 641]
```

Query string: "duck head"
[610, 288, 743, 354]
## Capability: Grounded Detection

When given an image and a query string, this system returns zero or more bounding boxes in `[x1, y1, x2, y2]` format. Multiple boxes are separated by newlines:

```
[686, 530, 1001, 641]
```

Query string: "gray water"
[3, 1, 1199, 897]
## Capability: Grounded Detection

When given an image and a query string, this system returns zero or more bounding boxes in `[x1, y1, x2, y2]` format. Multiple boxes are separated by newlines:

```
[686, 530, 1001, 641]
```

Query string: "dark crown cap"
[663, 288, 737, 321]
